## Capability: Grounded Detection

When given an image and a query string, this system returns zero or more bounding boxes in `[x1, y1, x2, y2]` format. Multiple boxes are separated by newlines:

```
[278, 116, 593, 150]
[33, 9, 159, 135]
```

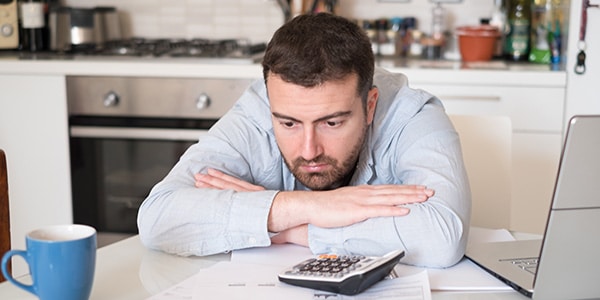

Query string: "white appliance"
[565, 0, 600, 121]
[0, 0, 18, 49]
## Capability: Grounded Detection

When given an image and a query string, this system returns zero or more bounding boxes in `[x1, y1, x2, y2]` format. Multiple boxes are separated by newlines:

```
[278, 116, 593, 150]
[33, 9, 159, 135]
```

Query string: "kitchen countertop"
[0, 52, 567, 87]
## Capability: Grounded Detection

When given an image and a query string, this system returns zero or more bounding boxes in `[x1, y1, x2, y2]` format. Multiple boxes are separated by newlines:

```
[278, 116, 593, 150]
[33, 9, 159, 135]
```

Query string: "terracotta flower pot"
[456, 25, 500, 62]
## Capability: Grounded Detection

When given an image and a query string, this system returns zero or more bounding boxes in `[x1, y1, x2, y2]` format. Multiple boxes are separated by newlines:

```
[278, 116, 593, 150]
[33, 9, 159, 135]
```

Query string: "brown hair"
[262, 13, 374, 102]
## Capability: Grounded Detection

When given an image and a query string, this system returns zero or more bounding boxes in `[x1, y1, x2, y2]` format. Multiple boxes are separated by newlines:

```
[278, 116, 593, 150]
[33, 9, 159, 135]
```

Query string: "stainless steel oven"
[66, 76, 253, 235]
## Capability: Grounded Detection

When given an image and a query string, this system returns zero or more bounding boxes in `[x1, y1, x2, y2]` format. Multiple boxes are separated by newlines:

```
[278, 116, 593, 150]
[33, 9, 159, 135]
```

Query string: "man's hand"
[194, 168, 265, 192]
[271, 225, 308, 246]
[268, 185, 433, 233]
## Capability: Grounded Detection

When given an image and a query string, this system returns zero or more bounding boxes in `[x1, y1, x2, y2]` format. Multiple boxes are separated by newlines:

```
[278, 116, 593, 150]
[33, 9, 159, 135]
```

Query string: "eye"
[324, 120, 343, 127]
[280, 120, 296, 128]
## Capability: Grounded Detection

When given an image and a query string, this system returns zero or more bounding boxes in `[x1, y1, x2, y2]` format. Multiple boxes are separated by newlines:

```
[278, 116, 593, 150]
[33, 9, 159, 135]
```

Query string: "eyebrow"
[272, 111, 353, 124]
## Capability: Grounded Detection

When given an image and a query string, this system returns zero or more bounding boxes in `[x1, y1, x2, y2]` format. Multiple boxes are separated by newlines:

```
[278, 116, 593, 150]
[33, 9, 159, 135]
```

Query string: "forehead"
[266, 73, 361, 118]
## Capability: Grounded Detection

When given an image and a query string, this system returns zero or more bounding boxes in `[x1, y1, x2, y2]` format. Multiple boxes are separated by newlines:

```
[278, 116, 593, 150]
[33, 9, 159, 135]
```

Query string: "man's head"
[262, 13, 374, 102]
[262, 13, 378, 191]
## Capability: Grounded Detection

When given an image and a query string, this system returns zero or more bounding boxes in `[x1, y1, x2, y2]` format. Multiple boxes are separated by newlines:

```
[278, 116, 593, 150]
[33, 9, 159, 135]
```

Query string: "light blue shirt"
[138, 68, 471, 268]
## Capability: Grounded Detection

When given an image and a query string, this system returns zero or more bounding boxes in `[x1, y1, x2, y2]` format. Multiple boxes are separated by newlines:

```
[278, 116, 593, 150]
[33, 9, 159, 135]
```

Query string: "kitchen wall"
[61, 0, 495, 43]
[338, 0, 493, 34]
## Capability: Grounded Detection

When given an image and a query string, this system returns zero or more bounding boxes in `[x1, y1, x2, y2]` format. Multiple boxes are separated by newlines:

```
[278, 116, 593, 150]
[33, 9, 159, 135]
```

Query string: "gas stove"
[97, 38, 265, 58]
[12, 38, 267, 64]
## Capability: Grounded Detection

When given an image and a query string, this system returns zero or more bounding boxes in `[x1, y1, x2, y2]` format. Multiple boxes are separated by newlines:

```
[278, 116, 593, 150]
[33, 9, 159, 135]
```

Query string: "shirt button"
[249, 237, 257, 244]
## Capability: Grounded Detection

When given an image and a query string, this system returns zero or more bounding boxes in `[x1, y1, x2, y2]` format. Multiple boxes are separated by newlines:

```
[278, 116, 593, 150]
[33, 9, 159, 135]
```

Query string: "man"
[138, 13, 470, 268]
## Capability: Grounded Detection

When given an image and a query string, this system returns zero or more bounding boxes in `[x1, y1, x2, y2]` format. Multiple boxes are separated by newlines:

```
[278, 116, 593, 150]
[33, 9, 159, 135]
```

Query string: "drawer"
[412, 84, 565, 132]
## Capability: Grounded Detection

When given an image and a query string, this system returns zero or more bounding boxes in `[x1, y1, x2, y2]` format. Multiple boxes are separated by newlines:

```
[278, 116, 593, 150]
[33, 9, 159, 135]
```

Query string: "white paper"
[147, 261, 313, 300]
[312, 270, 432, 300]
[231, 228, 516, 291]
[467, 226, 516, 247]
[149, 243, 433, 300]
[392, 258, 512, 291]
[147, 261, 431, 300]
[148, 227, 517, 299]
[231, 243, 313, 267]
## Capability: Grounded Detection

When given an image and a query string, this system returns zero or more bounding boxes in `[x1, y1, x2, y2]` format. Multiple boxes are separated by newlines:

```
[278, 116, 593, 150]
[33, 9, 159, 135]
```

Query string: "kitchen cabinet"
[0, 74, 72, 277]
[410, 80, 565, 234]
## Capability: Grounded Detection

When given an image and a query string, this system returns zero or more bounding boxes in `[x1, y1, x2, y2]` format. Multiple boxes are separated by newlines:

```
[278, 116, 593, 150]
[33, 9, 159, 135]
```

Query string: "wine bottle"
[504, 0, 531, 61]
[18, 0, 46, 51]
[489, 0, 507, 58]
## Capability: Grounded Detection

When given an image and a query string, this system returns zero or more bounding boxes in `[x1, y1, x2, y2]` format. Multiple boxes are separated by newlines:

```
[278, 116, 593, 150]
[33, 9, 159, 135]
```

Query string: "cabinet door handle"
[70, 126, 208, 141]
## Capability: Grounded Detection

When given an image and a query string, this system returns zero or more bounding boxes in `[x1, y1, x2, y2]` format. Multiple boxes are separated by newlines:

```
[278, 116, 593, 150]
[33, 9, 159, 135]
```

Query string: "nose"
[300, 127, 323, 161]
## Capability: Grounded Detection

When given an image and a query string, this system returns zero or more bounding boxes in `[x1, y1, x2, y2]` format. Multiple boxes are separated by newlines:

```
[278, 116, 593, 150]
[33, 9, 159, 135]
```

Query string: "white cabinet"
[412, 81, 565, 234]
[0, 74, 72, 277]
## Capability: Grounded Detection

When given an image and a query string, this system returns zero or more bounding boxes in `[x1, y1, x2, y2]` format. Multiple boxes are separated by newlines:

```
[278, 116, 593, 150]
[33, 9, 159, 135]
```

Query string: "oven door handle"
[70, 126, 208, 141]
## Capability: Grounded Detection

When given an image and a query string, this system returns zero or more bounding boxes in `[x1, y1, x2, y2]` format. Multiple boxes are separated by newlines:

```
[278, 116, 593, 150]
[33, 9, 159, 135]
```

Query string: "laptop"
[466, 115, 600, 300]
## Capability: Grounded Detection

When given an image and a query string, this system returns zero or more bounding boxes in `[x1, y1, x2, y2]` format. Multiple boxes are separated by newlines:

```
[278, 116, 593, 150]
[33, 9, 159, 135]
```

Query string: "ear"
[366, 87, 379, 125]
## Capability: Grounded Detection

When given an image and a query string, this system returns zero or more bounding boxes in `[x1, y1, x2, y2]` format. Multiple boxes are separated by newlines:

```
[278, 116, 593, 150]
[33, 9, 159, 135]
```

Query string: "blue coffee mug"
[1, 224, 97, 300]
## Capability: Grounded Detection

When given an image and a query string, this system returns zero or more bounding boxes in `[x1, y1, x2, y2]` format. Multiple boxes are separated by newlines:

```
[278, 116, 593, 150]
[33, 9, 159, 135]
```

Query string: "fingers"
[367, 184, 434, 197]
[194, 173, 210, 188]
[376, 206, 411, 217]
[270, 225, 309, 246]
[194, 168, 265, 192]
[349, 184, 434, 206]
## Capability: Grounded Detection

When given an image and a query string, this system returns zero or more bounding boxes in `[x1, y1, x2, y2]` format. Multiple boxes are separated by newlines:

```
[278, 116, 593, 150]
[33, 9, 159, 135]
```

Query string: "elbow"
[138, 228, 160, 252]
[429, 222, 468, 268]
[403, 234, 466, 268]
[401, 217, 469, 268]
[405, 195, 470, 268]
[137, 195, 230, 257]
[137, 231, 184, 257]
[136, 193, 182, 255]
[420, 237, 466, 268]
[137, 202, 164, 252]
[137, 217, 206, 257]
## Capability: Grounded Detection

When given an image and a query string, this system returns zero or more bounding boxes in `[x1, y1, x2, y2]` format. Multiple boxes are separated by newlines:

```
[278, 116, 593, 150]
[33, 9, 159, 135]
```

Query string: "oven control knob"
[196, 93, 211, 110]
[103, 91, 120, 107]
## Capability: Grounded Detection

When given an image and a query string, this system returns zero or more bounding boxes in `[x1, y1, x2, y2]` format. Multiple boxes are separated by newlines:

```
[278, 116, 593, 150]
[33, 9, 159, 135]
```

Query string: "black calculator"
[278, 249, 405, 295]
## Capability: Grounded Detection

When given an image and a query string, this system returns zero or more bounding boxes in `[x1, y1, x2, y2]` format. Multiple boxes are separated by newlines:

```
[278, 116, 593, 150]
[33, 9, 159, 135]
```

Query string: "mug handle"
[1, 250, 36, 295]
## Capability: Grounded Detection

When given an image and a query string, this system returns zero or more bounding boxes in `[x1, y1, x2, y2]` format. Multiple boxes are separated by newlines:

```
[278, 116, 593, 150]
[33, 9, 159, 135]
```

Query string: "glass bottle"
[547, 0, 566, 70]
[375, 18, 395, 56]
[401, 17, 416, 57]
[489, 0, 507, 58]
[390, 17, 404, 57]
[18, 0, 47, 51]
[529, 0, 551, 63]
[431, 3, 445, 42]
[504, 0, 531, 61]
[360, 20, 377, 55]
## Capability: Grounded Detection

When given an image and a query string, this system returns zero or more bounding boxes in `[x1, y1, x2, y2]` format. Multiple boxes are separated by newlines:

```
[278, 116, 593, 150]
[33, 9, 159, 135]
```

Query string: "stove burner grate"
[85, 38, 266, 59]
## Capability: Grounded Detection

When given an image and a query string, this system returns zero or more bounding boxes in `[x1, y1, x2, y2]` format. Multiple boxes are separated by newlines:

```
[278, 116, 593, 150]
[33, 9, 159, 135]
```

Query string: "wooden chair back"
[0, 149, 11, 282]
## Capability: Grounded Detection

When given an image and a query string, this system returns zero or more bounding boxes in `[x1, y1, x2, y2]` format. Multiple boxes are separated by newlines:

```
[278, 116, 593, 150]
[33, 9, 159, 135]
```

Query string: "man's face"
[267, 73, 378, 190]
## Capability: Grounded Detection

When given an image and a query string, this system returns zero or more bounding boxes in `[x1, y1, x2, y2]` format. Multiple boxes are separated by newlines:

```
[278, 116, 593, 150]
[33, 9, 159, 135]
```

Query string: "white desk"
[0, 236, 530, 299]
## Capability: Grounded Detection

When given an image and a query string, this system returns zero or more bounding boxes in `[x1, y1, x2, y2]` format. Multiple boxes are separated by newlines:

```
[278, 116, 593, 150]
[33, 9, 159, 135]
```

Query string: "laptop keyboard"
[500, 257, 539, 275]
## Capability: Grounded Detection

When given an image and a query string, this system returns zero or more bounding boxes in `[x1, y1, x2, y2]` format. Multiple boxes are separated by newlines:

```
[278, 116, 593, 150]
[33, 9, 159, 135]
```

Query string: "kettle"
[49, 6, 121, 52]
[94, 6, 122, 47]
[48, 6, 72, 51]
[48, 6, 95, 51]
[308, 0, 338, 14]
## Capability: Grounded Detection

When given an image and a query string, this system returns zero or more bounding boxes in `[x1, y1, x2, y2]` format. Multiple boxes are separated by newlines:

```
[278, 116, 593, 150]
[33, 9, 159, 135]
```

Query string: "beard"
[284, 125, 368, 191]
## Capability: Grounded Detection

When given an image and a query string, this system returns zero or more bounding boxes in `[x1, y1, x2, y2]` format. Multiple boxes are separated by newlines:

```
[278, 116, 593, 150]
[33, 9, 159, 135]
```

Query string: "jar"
[421, 36, 443, 60]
